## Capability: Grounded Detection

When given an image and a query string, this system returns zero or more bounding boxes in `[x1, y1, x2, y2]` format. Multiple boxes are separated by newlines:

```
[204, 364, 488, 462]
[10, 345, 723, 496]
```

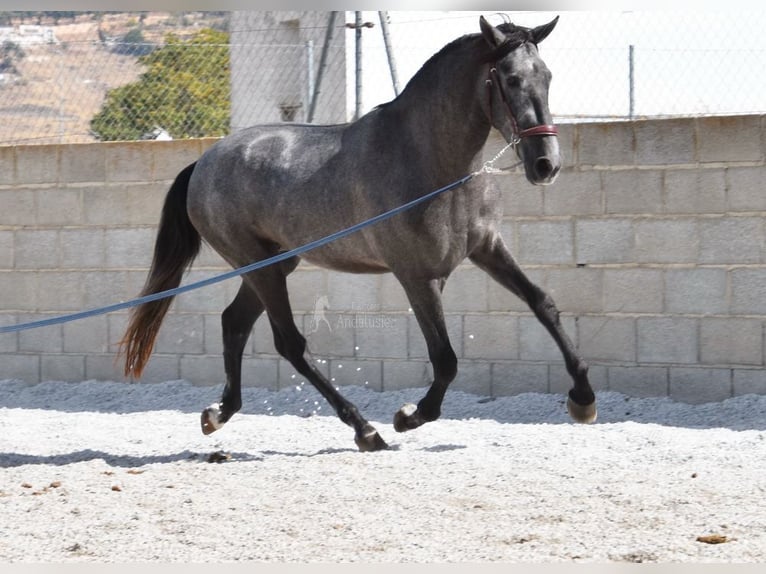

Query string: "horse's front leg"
[469, 232, 597, 423]
[393, 277, 458, 432]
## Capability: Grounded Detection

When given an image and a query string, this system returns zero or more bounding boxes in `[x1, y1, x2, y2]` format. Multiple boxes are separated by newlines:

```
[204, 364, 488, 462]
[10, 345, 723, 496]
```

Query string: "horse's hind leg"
[243, 265, 388, 452]
[201, 282, 264, 434]
[393, 277, 458, 432]
[469, 233, 597, 423]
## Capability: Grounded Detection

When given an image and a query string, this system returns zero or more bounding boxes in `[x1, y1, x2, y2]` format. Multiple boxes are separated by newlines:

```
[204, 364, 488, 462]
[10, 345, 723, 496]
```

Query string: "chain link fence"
[0, 10, 764, 146]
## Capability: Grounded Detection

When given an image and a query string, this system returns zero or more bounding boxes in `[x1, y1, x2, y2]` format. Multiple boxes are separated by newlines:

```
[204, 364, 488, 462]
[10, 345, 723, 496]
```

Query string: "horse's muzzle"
[533, 156, 560, 183]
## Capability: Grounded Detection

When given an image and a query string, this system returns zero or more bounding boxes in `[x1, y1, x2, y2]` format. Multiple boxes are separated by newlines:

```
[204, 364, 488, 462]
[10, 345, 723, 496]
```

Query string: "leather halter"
[486, 63, 558, 144]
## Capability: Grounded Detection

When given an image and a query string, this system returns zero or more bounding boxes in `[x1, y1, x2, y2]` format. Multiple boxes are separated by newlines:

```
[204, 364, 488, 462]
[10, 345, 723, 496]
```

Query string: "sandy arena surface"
[1, 379, 765, 562]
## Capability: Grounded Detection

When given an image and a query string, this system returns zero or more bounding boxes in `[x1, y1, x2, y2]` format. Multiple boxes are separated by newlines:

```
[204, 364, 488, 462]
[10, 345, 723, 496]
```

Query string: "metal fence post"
[354, 11, 363, 120]
[379, 11, 400, 96]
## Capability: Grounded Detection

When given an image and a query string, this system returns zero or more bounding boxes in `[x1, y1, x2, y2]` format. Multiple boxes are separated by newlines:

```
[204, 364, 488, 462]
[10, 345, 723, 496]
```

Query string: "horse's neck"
[385, 40, 491, 176]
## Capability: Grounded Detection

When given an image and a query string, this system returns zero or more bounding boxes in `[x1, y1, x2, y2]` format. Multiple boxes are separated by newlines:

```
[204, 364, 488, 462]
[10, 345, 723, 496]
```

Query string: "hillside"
[0, 12, 229, 145]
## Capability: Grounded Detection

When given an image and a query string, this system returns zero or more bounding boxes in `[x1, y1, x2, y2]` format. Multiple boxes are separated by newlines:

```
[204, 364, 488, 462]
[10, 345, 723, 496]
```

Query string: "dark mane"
[415, 32, 484, 77]
[375, 21, 534, 111]
[497, 21, 535, 41]
[374, 34, 481, 111]
[415, 21, 534, 72]
[484, 22, 535, 62]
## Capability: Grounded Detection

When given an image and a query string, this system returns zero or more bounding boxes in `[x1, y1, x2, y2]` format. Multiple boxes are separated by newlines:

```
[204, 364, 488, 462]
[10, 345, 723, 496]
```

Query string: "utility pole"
[307, 11, 338, 123]
[344, 12, 401, 120]
[628, 44, 635, 119]
[353, 12, 364, 119]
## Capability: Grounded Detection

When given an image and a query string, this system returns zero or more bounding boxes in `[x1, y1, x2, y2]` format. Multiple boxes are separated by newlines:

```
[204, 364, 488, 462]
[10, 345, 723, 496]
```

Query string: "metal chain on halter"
[475, 140, 522, 175]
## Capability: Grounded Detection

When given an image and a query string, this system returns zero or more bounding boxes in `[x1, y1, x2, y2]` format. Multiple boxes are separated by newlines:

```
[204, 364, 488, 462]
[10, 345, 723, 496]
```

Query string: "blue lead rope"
[0, 172, 476, 334]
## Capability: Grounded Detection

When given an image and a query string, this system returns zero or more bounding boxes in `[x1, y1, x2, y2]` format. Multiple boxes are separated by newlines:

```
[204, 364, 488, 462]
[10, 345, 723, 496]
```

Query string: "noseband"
[486, 63, 558, 145]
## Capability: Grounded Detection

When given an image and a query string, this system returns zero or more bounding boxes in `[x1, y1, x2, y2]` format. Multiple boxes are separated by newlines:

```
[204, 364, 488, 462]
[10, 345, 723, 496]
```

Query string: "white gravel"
[1, 378, 765, 562]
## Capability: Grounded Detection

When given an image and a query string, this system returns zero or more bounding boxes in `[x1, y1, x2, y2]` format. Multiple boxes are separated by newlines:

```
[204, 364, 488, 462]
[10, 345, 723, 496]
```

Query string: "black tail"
[120, 162, 201, 378]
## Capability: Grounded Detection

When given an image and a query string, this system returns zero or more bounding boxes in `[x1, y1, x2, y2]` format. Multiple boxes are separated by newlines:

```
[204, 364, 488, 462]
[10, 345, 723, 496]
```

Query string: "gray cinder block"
[241, 357, 280, 390]
[637, 317, 698, 364]
[669, 367, 732, 403]
[15, 144, 59, 184]
[350, 313, 408, 359]
[463, 314, 519, 360]
[60, 229, 105, 269]
[154, 314, 204, 355]
[41, 354, 85, 382]
[576, 218, 633, 264]
[452, 360, 491, 395]
[700, 317, 763, 366]
[696, 116, 763, 163]
[2, 355, 40, 383]
[328, 358, 383, 391]
[578, 316, 636, 362]
[59, 143, 106, 183]
[633, 218, 698, 263]
[733, 369, 766, 396]
[664, 169, 726, 214]
[381, 360, 430, 391]
[36, 188, 84, 226]
[634, 118, 695, 166]
[519, 219, 574, 264]
[608, 366, 669, 397]
[0, 231, 14, 269]
[543, 170, 602, 216]
[15, 229, 59, 269]
[577, 122, 634, 167]
[727, 166, 766, 212]
[603, 169, 662, 215]
[18, 314, 64, 353]
[491, 361, 548, 395]
[698, 216, 764, 264]
[730, 268, 766, 315]
[442, 266, 489, 312]
[664, 268, 728, 315]
[603, 268, 663, 313]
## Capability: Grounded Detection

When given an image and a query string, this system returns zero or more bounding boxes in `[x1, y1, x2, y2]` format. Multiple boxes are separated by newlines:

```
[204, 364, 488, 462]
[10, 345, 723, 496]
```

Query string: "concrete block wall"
[1, 114, 765, 403]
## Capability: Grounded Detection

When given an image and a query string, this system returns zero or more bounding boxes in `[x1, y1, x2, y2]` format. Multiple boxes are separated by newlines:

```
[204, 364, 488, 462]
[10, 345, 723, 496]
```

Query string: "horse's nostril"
[534, 157, 554, 180]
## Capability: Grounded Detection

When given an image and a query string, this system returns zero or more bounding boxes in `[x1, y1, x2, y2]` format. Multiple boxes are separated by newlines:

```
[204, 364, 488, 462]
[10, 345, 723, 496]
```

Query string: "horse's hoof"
[354, 426, 389, 452]
[393, 403, 426, 433]
[567, 396, 597, 424]
[201, 403, 225, 435]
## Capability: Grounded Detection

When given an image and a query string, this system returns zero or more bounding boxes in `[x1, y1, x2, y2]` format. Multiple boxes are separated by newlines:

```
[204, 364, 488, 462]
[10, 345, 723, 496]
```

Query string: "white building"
[229, 11, 348, 129]
[0, 25, 57, 46]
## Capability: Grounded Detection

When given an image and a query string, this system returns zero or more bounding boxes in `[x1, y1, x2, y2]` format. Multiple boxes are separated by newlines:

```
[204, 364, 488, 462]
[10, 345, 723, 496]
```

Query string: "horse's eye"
[506, 75, 521, 89]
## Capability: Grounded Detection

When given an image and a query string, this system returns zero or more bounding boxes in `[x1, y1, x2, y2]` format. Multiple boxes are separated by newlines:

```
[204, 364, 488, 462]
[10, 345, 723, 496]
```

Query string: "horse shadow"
[0, 449, 265, 469]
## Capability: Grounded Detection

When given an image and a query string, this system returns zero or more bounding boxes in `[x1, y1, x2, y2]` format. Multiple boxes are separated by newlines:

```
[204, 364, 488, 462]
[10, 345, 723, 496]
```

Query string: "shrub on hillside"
[91, 28, 230, 141]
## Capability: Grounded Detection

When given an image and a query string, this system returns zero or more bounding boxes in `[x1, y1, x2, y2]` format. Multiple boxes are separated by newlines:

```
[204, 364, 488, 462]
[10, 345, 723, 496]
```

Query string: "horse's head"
[480, 15, 561, 186]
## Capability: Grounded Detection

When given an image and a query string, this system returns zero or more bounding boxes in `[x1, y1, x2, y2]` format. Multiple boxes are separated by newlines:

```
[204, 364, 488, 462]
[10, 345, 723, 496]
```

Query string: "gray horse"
[121, 15, 597, 451]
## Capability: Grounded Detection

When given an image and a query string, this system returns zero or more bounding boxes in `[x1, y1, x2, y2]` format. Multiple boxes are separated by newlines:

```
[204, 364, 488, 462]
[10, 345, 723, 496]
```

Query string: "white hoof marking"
[400, 403, 417, 417]
[205, 402, 224, 431]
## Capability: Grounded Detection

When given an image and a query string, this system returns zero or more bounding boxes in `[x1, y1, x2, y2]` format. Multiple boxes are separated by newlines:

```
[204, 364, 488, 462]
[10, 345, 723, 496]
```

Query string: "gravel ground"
[1, 379, 765, 563]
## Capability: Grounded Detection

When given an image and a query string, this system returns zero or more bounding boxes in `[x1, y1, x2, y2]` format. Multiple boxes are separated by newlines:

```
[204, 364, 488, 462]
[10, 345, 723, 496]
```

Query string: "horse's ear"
[531, 15, 559, 45]
[480, 15, 506, 48]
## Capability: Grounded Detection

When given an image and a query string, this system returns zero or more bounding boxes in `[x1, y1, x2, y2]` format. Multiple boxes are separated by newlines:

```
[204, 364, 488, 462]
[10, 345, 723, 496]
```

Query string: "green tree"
[90, 28, 230, 141]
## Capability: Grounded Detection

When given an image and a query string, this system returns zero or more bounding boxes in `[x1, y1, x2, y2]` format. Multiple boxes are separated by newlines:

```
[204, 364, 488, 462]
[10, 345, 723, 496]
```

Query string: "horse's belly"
[296, 239, 391, 274]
